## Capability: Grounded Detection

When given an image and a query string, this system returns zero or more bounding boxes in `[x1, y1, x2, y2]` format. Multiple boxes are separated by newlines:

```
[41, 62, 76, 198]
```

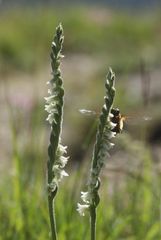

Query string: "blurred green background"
[0, 1, 161, 239]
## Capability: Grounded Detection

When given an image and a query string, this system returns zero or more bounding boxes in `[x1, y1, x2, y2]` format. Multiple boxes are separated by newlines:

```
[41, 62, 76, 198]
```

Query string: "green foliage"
[1, 142, 161, 239]
[0, 8, 161, 74]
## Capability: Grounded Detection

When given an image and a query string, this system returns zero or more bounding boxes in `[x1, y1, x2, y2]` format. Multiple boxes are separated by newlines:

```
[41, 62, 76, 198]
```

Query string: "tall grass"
[1, 139, 161, 239]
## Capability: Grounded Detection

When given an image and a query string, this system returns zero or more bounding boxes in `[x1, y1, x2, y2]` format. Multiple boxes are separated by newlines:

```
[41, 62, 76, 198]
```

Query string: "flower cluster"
[45, 24, 69, 196]
[77, 68, 116, 216]
[47, 143, 69, 194]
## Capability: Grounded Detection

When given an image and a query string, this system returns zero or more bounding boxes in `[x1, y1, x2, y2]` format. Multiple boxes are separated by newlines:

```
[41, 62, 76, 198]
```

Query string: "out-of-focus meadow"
[1, 3, 161, 239]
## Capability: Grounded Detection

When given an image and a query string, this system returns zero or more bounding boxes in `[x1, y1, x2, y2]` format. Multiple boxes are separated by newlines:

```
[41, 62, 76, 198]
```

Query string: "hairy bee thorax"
[110, 108, 125, 134]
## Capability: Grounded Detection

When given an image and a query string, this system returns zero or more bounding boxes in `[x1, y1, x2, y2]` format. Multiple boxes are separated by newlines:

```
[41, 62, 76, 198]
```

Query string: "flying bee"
[79, 108, 151, 134]
[110, 108, 126, 134]
[79, 107, 126, 134]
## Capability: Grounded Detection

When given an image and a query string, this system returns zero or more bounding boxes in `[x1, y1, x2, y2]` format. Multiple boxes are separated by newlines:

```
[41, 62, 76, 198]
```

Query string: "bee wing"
[79, 109, 97, 116]
[142, 116, 152, 121]
[125, 115, 152, 124]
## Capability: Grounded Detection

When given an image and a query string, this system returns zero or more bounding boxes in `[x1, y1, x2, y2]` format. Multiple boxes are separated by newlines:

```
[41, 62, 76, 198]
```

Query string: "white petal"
[109, 113, 114, 118]
[81, 191, 90, 203]
[61, 170, 69, 177]
[107, 131, 116, 139]
[45, 104, 56, 113]
[44, 95, 56, 103]
[59, 144, 67, 154]
[77, 203, 89, 216]
[46, 113, 54, 124]
[59, 156, 69, 167]
[53, 165, 68, 182]
[109, 121, 117, 129]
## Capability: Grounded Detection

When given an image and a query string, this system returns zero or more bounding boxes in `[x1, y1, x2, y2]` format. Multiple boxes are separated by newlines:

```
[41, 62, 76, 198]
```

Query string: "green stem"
[90, 205, 96, 240]
[48, 196, 57, 240]
[88, 69, 115, 240]
[46, 24, 64, 240]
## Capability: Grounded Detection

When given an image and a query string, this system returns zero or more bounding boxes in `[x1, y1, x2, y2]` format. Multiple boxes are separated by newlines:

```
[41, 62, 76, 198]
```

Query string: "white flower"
[109, 113, 114, 118]
[81, 191, 91, 203]
[45, 103, 57, 113]
[105, 131, 116, 139]
[52, 41, 56, 47]
[109, 121, 117, 129]
[46, 113, 54, 124]
[103, 103, 107, 110]
[77, 203, 90, 216]
[59, 144, 67, 155]
[53, 165, 68, 182]
[59, 156, 69, 168]
[55, 144, 69, 167]
[44, 95, 56, 103]
[48, 180, 57, 194]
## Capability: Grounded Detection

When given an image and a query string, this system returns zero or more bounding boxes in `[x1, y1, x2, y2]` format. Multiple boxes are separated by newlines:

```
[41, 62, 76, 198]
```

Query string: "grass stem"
[48, 197, 57, 240]
[90, 205, 96, 240]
